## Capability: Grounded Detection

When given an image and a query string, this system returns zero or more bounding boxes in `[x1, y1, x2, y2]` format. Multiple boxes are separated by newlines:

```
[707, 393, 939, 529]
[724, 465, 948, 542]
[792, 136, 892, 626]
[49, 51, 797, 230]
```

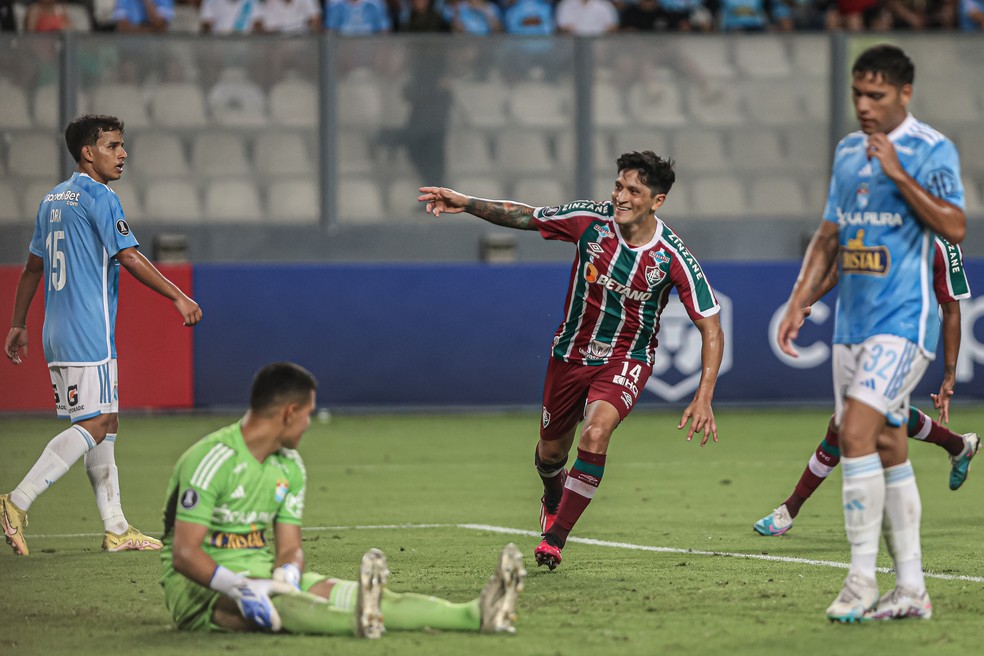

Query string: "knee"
[578, 423, 612, 453]
[537, 440, 567, 463]
[77, 414, 113, 443]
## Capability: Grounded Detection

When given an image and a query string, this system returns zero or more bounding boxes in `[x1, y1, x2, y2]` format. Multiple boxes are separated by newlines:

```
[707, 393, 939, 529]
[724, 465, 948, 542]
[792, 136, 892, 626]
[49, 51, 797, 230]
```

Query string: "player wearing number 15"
[2, 114, 202, 556]
[419, 151, 724, 570]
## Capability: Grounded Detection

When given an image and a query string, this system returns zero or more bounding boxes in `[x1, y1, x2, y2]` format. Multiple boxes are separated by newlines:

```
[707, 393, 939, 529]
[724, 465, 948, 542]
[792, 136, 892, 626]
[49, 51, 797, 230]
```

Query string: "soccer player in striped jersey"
[2, 115, 202, 556]
[419, 151, 724, 570]
[778, 45, 967, 622]
[756, 235, 975, 537]
[161, 362, 525, 636]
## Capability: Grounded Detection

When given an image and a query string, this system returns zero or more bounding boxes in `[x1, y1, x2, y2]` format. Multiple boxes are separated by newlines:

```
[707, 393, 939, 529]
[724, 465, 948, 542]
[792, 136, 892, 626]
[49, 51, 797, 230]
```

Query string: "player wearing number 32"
[2, 114, 202, 556]
[419, 151, 724, 571]
[777, 45, 967, 623]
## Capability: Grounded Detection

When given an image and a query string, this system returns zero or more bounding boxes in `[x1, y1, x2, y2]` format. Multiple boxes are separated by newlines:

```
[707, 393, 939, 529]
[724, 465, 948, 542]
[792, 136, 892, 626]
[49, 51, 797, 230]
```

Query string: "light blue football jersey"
[823, 114, 964, 357]
[28, 172, 140, 367]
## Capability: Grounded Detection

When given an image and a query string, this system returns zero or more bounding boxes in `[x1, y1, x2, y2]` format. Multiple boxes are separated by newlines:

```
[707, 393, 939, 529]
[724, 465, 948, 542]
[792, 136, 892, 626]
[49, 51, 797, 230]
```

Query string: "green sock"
[273, 590, 356, 635]
[380, 589, 481, 631]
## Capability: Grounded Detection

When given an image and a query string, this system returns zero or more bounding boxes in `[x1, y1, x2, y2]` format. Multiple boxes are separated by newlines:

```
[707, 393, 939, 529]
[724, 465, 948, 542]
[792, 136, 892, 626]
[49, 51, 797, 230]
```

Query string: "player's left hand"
[866, 133, 904, 180]
[776, 302, 808, 358]
[678, 398, 717, 446]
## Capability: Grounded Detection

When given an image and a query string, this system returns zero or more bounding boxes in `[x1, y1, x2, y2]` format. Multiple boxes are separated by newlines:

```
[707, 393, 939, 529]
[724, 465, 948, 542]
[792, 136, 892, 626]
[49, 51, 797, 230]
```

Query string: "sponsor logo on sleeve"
[180, 488, 199, 510]
[926, 169, 958, 199]
[115, 219, 130, 236]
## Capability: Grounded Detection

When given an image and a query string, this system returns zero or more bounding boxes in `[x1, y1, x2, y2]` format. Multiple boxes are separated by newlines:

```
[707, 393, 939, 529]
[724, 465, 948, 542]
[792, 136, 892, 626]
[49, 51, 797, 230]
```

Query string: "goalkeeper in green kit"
[160, 361, 525, 637]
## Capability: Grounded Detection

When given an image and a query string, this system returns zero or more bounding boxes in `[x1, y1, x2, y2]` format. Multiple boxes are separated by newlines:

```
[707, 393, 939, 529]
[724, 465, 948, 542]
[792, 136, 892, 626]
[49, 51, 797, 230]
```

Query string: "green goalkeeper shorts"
[162, 564, 329, 632]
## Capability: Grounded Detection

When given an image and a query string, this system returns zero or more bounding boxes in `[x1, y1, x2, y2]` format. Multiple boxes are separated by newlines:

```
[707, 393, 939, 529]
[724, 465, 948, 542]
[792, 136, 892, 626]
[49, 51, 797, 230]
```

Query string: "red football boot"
[534, 539, 562, 570]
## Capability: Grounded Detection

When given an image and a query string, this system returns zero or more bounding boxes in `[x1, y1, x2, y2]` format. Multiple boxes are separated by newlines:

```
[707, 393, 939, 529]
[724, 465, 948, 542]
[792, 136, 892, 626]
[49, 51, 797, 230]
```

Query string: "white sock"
[10, 425, 97, 511]
[841, 454, 885, 581]
[883, 460, 925, 593]
[84, 433, 129, 534]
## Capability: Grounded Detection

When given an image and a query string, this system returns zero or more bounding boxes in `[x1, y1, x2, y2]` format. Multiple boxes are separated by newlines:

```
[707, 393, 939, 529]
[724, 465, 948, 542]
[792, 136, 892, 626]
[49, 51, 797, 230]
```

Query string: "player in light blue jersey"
[2, 115, 202, 556]
[778, 45, 967, 623]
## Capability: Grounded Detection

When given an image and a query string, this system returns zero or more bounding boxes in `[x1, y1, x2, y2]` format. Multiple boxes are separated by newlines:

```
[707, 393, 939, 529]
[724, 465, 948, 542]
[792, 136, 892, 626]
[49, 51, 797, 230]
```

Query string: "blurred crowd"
[1, 0, 983, 35]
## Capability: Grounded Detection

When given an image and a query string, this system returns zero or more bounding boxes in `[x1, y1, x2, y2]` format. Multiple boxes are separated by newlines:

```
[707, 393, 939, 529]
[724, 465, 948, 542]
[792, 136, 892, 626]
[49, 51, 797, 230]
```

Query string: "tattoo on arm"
[465, 198, 537, 230]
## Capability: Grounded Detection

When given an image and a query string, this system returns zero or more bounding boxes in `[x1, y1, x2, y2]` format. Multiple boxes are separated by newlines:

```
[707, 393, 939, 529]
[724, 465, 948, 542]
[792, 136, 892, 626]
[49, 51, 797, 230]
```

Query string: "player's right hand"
[174, 295, 202, 327]
[230, 579, 294, 632]
[417, 186, 468, 217]
[4, 327, 28, 365]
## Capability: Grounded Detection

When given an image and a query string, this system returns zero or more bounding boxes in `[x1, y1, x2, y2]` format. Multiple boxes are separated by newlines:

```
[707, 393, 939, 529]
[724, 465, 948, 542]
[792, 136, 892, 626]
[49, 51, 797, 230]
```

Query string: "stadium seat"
[204, 179, 264, 223]
[451, 79, 509, 128]
[269, 76, 318, 128]
[749, 177, 808, 217]
[593, 80, 628, 128]
[556, 132, 612, 174]
[805, 178, 830, 214]
[144, 179, 202, 222]
[729, 129, 785, 171]
[512, 177, 571, 208]
[669, 129, 728, 173]
[784, 125, 830, 173]
[170, 4, 201, 33]
[791, 35, 829, 78]
[963, 177, 983, 218]
[386, 177, 427, 218]
[33, 85, 89, 129]
[626, 79, 687, 127]
[267, 179, 319, 224]
[126, 132, 189, 179]
[192, 133, 251, 178]
[337, 69, 384, 128]
[742, 81, 803, 126]
[691, 176, 747, 217]
[149, 83, 208, 128]
[445, 130, 494, 175]
[918, 81, 980, 125]
[89, 83, 150, 129]
[661, 181, 692, 218]
[0, 79, 32, 129]
[734, 38, 791, 78]
[207, 67, 267, 127]
[593, 176, 613, 202]
[21, 181, 60, 218]
[495, 131, 553, 174]
[253, 132, 313, 178]
[611, 130, 669, 164]
[678, 39, 734, 79]
[959, 129, 984, 175]
[336, 177, 385, 223]
[9, 132, 61, 178]
[508, 81, 571, 129]
[686, 84, 745, 126]
[336, 131, 374, 174]
[802, 85, 830, 123]
[109, 181, 143, 220]
[0, 181, 21, 224]
[447, 176, 506, 203]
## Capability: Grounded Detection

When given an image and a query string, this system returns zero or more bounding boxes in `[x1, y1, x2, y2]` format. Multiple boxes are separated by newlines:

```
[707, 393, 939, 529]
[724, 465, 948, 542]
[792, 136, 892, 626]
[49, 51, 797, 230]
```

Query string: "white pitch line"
[28, 522, 984, 584]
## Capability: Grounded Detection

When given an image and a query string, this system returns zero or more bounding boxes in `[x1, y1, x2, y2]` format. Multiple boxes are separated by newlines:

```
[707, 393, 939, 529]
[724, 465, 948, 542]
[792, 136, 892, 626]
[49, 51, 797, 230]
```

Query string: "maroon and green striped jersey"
[533, 200, 720, 366]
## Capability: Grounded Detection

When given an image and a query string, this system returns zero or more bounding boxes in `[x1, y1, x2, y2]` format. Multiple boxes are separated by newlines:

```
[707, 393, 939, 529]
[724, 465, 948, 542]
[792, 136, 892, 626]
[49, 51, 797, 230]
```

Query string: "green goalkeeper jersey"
[160, 422, 306, 581]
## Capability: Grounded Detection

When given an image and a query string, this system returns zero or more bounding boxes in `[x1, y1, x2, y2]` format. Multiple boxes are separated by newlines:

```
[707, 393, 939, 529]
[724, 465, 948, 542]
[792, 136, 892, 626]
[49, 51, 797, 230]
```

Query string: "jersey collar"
[614, 216, 662, 251]
[886, 113, 916, 143]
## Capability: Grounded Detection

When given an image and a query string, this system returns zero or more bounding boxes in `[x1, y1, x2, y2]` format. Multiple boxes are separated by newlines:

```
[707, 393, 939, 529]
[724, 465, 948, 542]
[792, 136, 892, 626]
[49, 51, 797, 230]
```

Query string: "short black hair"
[65, 114, 125, 163]
[249, 362, 318, 412]
[852, 44, 914, 88]
[615, 151, 675, 197]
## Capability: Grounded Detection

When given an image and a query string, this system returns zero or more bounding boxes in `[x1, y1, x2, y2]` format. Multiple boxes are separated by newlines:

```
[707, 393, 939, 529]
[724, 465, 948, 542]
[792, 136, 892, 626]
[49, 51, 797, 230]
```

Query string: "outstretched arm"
[117, 247, 202, 326]
[5, 254, 43, 364]
[418, 186, 537, 230]
[777, 221, 840, 357]
[677, 313, 723, 446]
[932, 300, 961, 423]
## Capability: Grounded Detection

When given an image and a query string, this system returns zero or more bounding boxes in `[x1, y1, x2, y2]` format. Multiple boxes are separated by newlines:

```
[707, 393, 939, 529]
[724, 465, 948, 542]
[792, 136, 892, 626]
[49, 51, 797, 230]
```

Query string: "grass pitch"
[2, 408, 983, 656]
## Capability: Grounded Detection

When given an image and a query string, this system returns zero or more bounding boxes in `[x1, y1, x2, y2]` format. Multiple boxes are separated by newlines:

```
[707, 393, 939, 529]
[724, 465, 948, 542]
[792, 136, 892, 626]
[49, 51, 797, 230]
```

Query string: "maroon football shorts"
[540, 357, 653, 441]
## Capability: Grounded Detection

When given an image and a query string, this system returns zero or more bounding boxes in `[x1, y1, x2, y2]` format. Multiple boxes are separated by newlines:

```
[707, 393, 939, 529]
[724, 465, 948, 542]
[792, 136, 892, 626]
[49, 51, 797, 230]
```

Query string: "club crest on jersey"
[645, 265, 666, 287]
[542, 407, 551, 428]
[580, 340, 613, 360]
[856, 182, 870, 210]
[274, 479, 290, 503]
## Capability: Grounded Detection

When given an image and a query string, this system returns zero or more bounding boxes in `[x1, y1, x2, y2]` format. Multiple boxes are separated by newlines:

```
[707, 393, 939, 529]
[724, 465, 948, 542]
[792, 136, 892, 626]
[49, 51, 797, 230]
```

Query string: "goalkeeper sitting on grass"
[160, 361, 525, 637]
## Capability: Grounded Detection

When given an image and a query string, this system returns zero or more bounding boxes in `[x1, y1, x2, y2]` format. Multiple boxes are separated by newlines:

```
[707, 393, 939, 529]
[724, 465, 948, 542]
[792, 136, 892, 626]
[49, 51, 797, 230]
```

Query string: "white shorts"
[49, 360, 119, 422]
[832, 336, 929, 428]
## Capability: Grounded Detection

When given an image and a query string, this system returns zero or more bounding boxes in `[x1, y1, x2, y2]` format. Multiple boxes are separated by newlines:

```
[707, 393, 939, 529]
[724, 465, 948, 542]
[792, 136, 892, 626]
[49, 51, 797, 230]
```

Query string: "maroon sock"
[910, 408, 965, 456]
[784, 426, 840, 518]
[534, 448, 568, 512]
[547, 448, 606, 547]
